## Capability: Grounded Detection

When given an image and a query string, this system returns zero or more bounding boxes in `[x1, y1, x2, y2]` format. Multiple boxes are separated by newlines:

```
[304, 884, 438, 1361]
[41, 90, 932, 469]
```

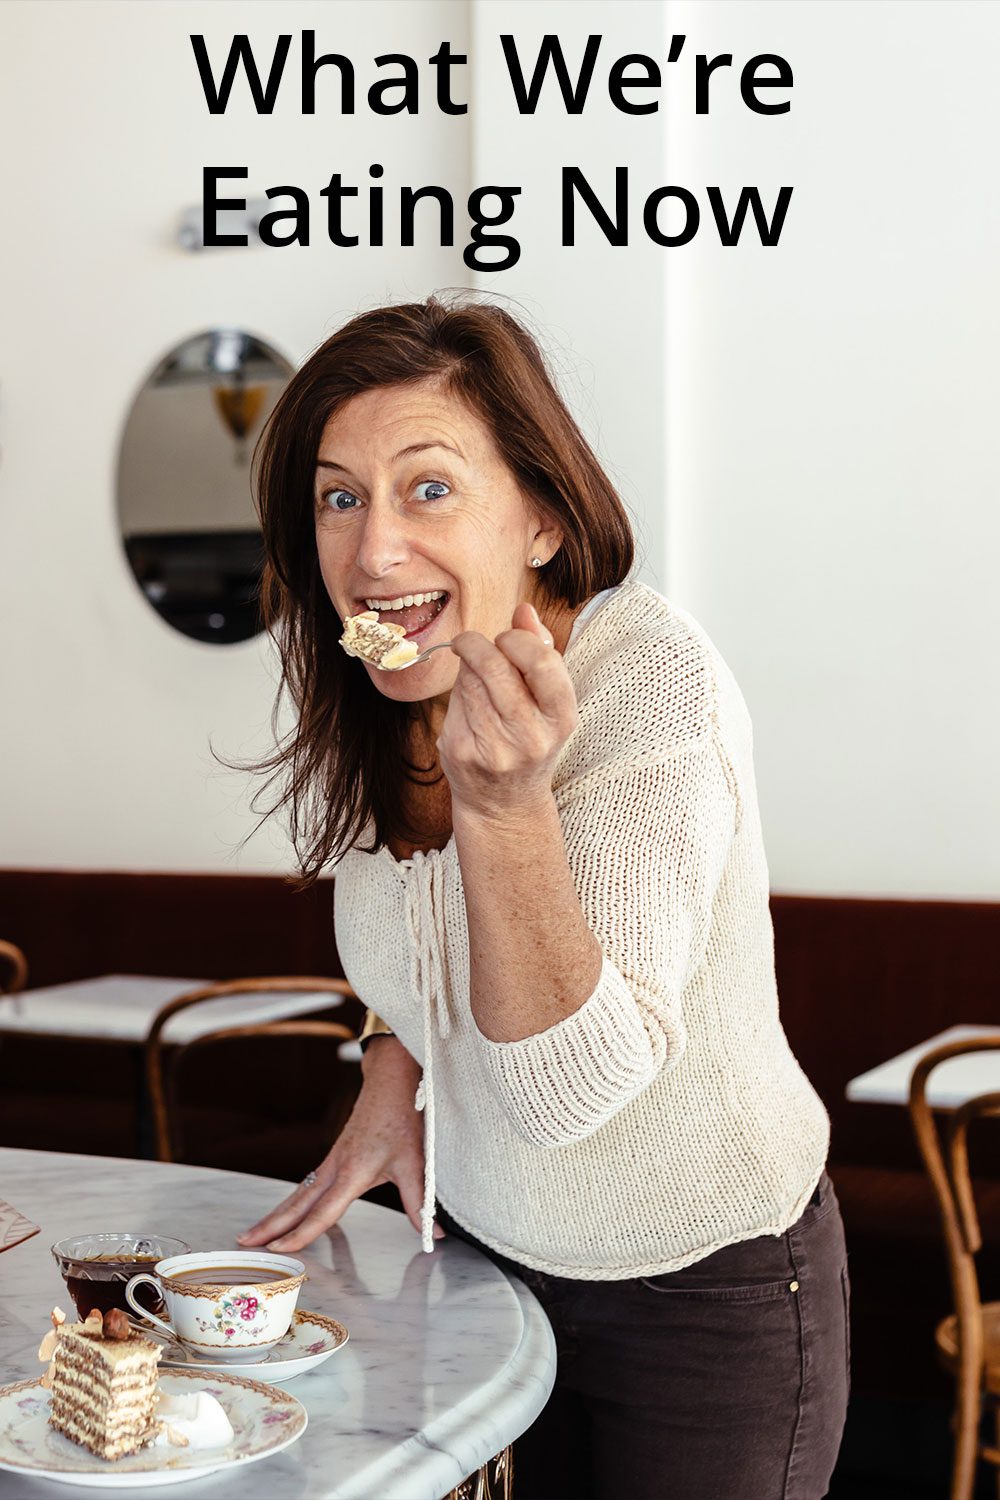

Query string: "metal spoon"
[378, 640, 455, 671]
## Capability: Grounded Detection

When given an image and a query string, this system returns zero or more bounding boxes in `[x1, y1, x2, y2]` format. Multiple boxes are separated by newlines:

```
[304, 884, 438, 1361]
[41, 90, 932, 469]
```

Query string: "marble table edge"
[333, 1274, 557, 1500]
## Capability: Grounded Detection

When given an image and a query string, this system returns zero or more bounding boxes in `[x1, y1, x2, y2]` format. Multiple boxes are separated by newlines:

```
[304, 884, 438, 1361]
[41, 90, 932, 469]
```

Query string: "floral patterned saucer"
[0, 1368, 306, 1488]
[145, 1308, 349, 1383]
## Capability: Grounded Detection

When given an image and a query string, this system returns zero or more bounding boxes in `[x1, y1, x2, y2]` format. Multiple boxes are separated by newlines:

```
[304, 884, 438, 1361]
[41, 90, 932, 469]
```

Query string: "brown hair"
[247, 295, 634, 886]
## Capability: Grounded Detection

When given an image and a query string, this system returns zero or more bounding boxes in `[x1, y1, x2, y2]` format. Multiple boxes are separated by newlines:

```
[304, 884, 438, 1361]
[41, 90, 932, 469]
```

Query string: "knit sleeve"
[476, 735, 738, 1147]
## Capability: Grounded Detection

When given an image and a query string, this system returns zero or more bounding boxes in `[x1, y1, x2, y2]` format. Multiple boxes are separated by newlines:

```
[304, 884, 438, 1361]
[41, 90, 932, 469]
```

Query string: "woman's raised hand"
[439, 601, 579, 821]
[236, 1036, 441, 1253]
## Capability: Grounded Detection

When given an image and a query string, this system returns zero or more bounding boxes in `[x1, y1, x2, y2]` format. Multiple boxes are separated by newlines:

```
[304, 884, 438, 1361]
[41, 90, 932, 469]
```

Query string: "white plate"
[149, 1308, 349, 1383]
[0, 1367, 306, 1488]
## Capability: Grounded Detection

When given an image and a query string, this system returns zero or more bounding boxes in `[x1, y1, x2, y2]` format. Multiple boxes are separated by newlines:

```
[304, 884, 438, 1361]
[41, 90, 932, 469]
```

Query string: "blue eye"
[327, 490, 359, 511]
[415, 480, 450, 501]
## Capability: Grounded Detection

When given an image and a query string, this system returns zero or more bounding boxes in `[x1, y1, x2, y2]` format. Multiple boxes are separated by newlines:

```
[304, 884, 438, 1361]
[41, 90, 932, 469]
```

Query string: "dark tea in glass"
[51, 1234, 190, 1320]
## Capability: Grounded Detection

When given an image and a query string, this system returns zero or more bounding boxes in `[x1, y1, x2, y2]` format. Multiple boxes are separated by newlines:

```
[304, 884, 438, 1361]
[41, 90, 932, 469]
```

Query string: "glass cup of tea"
[51, 1233, 191, 1320]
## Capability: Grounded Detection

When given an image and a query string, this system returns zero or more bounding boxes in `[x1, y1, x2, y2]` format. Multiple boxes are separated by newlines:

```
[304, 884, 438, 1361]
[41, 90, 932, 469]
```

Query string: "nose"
[354, 499, 414, 584]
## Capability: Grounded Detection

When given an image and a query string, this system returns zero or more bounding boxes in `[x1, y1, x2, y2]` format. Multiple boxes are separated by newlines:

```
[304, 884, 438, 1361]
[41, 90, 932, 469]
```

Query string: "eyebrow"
[315, 440, 464, 473]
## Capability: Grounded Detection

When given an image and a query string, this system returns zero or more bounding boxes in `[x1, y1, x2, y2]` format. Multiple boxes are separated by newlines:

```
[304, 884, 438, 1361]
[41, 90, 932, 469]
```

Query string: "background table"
[0, 975, 347, 1044]
[0, 1148, 555, 1499]
[846, 1024, 1000, 1109]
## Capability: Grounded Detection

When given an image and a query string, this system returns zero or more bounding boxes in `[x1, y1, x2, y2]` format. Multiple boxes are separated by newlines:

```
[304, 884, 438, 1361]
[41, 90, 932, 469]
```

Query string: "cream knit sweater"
[333, 579, 830, 1278]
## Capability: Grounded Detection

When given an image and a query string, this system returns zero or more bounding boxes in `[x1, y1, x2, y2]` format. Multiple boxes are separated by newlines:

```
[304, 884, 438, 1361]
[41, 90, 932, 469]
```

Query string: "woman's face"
[313, 380, 563, 704]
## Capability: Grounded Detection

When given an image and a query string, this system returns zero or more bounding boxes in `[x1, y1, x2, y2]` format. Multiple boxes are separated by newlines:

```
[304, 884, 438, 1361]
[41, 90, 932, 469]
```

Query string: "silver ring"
[301, 1170, 318, 1189]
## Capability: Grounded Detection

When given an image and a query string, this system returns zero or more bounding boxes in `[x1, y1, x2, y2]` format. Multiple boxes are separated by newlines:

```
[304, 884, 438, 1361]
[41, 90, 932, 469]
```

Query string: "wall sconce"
[205, 330, 267, 465]
[176, 199, 272, 251]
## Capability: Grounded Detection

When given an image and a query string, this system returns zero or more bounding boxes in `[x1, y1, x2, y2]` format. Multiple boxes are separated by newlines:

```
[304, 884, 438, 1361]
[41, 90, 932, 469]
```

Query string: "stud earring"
[530, 557, 544, 568]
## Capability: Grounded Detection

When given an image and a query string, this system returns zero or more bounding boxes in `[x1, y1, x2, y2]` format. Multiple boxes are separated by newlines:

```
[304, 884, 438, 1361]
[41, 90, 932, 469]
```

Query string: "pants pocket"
[638, 1275, 796, 1305]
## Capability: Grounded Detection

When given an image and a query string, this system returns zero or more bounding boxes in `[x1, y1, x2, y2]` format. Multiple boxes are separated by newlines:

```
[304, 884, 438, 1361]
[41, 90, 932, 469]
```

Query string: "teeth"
[364, 590, 445, 611]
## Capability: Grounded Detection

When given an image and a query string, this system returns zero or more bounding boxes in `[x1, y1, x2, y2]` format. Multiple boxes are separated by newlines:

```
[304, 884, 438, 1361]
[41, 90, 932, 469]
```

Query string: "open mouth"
[359, 591, 450, 639]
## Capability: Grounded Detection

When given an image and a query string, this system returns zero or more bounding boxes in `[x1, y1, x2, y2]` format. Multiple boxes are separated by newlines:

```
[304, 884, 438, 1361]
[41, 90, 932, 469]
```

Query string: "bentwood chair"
[0, 941, 28, 996]
[910, 1036, 1000, 1500]
[145, 977, 361, 1167]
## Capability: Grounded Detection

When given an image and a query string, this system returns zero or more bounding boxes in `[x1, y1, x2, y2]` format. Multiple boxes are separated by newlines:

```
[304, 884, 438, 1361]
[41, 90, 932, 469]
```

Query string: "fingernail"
[236, 1233, 249, 1244]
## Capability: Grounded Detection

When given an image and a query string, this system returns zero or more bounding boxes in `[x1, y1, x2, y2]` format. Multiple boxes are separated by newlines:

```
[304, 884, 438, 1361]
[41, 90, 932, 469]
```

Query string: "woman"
[239, 297, 848, 1499]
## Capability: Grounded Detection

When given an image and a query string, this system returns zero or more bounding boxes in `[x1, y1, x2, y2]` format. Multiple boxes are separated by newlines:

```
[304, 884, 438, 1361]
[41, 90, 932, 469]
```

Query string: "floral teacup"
[125, 1251, 305, 1361]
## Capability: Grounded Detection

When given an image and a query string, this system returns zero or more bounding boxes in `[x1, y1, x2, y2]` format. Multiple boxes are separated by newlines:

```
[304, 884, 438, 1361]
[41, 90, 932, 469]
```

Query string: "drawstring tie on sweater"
[406, 849, 451, 1253]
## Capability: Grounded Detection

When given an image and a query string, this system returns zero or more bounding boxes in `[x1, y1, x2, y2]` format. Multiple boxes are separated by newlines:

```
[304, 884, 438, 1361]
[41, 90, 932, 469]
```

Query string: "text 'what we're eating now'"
[189, 31, 795, 268]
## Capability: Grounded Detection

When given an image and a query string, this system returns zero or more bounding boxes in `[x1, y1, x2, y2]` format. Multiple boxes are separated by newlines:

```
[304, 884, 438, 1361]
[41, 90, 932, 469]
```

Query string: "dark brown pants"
[441, 1172, 849, 1500]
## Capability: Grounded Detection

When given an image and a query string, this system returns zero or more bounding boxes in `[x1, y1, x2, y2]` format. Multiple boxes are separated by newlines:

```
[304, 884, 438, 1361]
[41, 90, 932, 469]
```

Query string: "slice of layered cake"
[340, 609, 419, 669]
[40, 1306, 163, 1460]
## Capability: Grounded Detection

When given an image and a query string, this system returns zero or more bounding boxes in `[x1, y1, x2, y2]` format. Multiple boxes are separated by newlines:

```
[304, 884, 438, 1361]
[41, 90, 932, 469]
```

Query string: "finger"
[512, 600, 554, 647]
[443, 668, 535, 775]
[439, 676, 511, 783]
[437, 674, 477, 763]
[453, 658, 512, 737]
[395, 1173, 426, 1237]
[492, 628, 576, 726]
[449, 633, 537, 723]
[395, 1172, 446, 1240]
[265, 1172, 372, 1253]
[237, 1174, 332, 1246]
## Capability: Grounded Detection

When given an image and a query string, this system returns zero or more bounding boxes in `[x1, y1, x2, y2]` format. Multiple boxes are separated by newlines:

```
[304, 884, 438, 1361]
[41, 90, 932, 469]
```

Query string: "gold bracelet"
[359, 1009, 394, 1051]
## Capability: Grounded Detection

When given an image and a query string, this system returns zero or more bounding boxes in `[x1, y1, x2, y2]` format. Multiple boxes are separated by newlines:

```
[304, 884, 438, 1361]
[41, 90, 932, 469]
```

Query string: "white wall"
[468, 1, 668, 590]
[661, 0, 1000, 898]
[2, 0, 996, 900]
[0, 0, 470, 874]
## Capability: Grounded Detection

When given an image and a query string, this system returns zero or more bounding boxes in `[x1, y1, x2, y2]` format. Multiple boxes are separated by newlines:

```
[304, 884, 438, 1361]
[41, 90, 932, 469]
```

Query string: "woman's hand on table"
[237, 1036, 442, 1252]
[439, 601, 578, 821]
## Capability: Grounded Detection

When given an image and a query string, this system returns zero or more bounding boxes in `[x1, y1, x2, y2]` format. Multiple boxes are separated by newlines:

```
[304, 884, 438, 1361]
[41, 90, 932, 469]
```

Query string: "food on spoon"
[339, 610, 420, 669]
[41, 1305, 163, 1460]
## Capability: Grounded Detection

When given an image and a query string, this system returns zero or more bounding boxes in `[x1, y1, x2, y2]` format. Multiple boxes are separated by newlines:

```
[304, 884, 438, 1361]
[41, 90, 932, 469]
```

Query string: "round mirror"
[116, 329, 293, 644]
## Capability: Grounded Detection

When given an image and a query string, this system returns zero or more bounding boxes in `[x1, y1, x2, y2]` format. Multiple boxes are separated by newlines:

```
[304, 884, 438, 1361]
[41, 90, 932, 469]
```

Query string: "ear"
[530, 518, 564, 566]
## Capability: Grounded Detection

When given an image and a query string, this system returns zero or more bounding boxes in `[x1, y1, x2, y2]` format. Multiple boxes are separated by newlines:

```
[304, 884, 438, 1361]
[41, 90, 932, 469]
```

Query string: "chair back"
[909, 1037, 1000, 1388]
[145, 977, 359, 1162]
[0, 941, 28, 996]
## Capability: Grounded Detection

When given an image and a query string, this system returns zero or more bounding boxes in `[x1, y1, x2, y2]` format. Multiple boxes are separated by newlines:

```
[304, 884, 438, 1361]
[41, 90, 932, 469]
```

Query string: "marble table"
[0, 975, 347, 1044]
[0, 1149, 556, 1499]
[845, 1024, 1000, 1108]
